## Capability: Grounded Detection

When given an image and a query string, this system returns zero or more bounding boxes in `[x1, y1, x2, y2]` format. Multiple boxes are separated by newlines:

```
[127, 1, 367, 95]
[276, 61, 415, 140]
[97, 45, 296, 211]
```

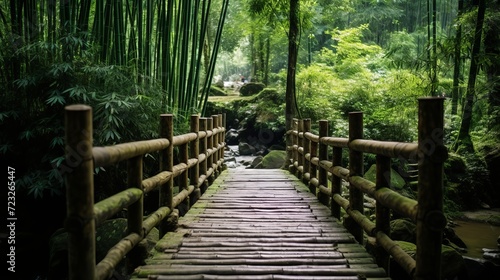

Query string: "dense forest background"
[1, 0, 499, 279]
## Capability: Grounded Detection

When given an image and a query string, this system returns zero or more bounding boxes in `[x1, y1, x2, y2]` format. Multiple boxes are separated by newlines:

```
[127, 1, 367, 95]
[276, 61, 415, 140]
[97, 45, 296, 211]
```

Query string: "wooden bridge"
[63, 98, 447, 280]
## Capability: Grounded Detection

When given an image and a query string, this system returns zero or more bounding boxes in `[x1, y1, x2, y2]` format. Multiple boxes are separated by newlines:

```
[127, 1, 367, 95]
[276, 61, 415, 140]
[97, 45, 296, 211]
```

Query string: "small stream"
[453, 220, 500, 261]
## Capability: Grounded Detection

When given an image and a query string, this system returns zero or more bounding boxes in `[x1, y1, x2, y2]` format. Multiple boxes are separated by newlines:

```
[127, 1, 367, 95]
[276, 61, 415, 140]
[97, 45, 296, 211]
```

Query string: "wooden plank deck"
[132, 169, 390, 280]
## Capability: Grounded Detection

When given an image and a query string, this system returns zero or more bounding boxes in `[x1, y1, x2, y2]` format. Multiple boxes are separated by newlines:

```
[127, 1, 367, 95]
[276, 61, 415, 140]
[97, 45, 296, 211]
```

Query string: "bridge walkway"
[131, 169, 389, 280]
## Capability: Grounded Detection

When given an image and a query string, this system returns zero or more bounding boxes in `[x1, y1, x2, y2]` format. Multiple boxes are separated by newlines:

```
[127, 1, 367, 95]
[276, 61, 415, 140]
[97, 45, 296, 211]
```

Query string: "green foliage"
[384, 31, 419, 69]
[292, 25, 427, 141]
[0, 37, 163, 198]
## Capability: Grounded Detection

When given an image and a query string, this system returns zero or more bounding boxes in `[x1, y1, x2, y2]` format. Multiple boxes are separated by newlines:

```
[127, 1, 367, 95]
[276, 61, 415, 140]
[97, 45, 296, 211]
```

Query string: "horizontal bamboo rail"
[64, 105, 226, 280]
[287, 97, 447, 280]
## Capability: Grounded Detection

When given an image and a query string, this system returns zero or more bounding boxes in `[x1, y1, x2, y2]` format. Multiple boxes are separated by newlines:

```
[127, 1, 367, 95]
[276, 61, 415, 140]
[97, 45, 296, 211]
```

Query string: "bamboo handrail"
[287, 98, 447, 280]
[64, 105, 226, 280]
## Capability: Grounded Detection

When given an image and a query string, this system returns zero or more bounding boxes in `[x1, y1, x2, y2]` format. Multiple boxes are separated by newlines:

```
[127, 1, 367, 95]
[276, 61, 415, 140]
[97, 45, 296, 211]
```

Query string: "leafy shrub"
[1, 40, 163, 198]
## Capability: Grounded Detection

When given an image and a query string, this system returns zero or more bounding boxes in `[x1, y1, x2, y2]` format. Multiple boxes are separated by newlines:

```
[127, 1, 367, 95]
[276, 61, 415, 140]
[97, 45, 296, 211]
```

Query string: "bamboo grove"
[1, 0, 229, 119]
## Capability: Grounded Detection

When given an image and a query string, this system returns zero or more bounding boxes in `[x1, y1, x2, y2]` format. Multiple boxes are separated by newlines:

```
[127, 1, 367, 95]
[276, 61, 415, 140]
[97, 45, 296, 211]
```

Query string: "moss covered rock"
[239, 82, 265, 96]
[390, 218, 417, 243]
[444, 153, 467, 183]
[255, 150, 287, 169]
[391, 241, 465, 279]
[209, 85, 227, 96]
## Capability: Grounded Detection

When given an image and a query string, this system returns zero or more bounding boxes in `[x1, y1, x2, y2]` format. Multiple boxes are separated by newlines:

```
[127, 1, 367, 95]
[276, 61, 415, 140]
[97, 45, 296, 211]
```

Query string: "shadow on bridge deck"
[131, 169, 390, 280]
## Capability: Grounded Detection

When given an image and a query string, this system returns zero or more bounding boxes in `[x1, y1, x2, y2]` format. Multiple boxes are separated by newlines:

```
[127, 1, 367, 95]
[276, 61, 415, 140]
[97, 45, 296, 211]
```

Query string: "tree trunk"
[264, 36, 270, 85]
[286, 0, 300, 164]
[485, 1, 500, 129]
[452, 0, 465, 115]
[453, 0, 486, 153]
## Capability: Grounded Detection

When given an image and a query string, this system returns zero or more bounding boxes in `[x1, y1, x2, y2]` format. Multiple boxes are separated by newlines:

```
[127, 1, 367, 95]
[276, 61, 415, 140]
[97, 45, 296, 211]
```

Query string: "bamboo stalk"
[375, 155, 391, 271]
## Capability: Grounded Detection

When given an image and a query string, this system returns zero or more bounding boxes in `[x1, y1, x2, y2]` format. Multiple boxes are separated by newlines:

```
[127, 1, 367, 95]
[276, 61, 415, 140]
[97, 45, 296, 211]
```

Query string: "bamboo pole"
[125, 155, 144, 272]
[179, 137, 190, 211]
[310, 132, 318, 198]
[64, 104, 95, 280]
[297, 119, 304, 180]
[212, 115, 219, 178]
[190, 115, 201, 204]
[331, 145, 342, 219]
[92, 139, 169, 167]
[199, 118, 208, 193]
[318, 120, 328, 206]
[127, 156, 144, 236]
[348, 112, 364, 243]
[375, 155, 391, 272]
[93, 189, 143, 226]
[219, 113, 226, 166]
[303, 119, 311, 189]
[291, 119, 298, 174]
[349, 140, 418, 160]
[207, 117, 214, 185]
[320, 137, 349, 148]
[159, 114, 174, 237]
[415, 97, 447, 280]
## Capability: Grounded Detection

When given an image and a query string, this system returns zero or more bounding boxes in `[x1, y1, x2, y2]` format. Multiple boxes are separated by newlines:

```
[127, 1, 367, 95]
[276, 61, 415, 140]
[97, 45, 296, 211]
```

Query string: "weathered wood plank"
[131, 169, 387, 279]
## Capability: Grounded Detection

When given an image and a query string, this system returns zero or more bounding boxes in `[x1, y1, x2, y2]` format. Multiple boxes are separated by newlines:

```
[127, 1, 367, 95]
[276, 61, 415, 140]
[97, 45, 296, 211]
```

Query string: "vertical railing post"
[64, 104, 95, 280]
[291, 118, 298, 174]
[207, 117, 214, 184]
[331, 145, 342, 220]
[199, 118, 209, 193]
[318, 120, 329, 206]
[179, 132, 190, 211]
[212, 115, 219, 175]
[309, 121, 318, 198]
[297, 119, 304, 179]
[211, 115, 219, 176]
[303, 119, 311, 188]
[219, 113, 225, 168]
[376, 155, 391, 272]
[415, 97, 447, 280]
[190, 115, 201, 203]
[126, 155, 144, 270]
[159, 114, 174, 237]
[348, 112, 364, 243]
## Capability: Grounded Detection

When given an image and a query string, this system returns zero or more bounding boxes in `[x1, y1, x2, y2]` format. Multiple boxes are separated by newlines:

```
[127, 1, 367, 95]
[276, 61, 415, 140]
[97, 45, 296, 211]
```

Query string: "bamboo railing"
[287, 97, 448, 280]
[64, 105, 226, 280]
